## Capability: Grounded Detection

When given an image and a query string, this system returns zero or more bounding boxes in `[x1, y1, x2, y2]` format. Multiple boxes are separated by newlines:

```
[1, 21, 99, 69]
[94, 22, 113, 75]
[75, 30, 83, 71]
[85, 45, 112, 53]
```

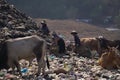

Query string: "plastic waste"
[0, 72, 4, 77]
[64, 62, 72, 71]
[4, 73, 16, 79]
[0, 69, 7, 77]
[50, 54, 55, 61]
[21, 68, 28, 73]
[36, 75, 45, 80]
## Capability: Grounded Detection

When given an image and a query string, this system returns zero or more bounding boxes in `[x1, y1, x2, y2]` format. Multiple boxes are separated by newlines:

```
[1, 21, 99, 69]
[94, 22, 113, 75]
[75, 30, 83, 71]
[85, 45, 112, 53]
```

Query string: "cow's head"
[107, 46, 120, 57]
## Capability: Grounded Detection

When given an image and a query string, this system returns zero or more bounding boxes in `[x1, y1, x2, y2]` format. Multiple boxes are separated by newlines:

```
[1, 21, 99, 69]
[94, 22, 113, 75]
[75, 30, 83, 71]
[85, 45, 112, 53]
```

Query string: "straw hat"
[71, 30, 77, 34]
[98, 36, 104, 38]
[41, 20, 46, 24]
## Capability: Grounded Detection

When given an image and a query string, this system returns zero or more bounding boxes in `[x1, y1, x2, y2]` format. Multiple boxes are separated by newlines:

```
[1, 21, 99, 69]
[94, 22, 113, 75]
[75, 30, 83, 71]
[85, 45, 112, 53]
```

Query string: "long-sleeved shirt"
[57, 38, 66, 53]
[41, 23, 50, 35]
[74, 35, 81, 47]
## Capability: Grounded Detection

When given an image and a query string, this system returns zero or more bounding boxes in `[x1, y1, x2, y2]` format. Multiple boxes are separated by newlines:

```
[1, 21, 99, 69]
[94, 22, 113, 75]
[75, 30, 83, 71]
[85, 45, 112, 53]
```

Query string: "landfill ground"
[0, 53, 120, 80]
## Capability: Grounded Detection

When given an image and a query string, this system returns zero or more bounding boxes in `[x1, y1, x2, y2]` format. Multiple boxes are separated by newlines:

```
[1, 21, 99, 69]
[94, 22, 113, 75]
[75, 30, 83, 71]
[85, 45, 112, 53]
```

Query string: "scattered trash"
[64, 62, 72, 72]
[49, 54, 56, 61]
[0, 72, 4, 77]
[54, 68, 68, 74]
[0, 0, 120, 79]
[0, 0, 38, 40]
[21, 68, 28, 73]
[4, 73, 17, 79]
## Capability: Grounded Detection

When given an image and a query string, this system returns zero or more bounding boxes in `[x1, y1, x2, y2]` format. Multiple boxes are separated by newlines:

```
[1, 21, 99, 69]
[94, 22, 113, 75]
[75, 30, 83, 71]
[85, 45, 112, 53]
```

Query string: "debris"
[54, 68, 68, 74]
[0, 0, 119, 79]
[21, 68, 28, 73]
[0, 0, 38, 40]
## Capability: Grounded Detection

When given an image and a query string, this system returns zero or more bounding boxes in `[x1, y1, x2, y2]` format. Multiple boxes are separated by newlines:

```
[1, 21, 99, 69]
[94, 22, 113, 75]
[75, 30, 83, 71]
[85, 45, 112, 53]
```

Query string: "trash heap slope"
[0, 0, 39, 39]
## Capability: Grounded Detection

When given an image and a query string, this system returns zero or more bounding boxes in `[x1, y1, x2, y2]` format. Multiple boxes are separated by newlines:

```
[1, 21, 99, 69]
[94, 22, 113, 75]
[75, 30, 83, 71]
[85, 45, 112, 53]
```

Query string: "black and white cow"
[0, 35, 49, 75]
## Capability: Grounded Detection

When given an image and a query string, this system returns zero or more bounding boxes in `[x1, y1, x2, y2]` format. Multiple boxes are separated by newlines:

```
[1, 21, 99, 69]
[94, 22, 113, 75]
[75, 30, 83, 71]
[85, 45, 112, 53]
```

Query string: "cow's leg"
[28, 59, 33, 67]
[8, 59, 16, 74]
[34, 49, 42, 76]
[13, 60, 22, 76]
[11, 64, 16, 74]
[42, 59, 46, 74]
[36, 57, 42, 75]
[8, 57, 22, 75]
[33, 41, 46, 76]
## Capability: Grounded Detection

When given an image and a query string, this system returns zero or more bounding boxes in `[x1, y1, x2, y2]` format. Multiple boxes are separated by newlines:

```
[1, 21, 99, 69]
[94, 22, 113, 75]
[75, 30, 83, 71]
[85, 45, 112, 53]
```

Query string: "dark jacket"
[74, 34, 81, 47]
[57, 38, 66, 54]
[41, 23, 50, 35]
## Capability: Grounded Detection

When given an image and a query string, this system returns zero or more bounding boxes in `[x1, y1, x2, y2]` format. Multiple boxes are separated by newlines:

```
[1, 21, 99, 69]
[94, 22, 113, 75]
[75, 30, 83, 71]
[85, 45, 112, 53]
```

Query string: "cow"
[80, 37, 101, 56]
[66, 37, 115, 58]
[111, 40, 120, 51]
[97, 37, 120, 54]
[97, 37, 112, 53]
[66, 40, 92, 58]
[97, 46, 120, 69]
[0, 35, 49, 76]
[65, 37, 100, 58]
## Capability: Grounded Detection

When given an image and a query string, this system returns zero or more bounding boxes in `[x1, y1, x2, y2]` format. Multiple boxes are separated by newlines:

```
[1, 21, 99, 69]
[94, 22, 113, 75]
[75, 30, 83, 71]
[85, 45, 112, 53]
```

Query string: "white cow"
[0, 35, 49, 75]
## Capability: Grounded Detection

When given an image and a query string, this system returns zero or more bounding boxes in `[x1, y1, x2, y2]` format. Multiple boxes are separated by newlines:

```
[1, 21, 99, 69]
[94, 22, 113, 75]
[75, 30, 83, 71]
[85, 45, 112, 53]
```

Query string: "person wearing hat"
[40, 20, 50, 36]
[71, 30, 81, 47]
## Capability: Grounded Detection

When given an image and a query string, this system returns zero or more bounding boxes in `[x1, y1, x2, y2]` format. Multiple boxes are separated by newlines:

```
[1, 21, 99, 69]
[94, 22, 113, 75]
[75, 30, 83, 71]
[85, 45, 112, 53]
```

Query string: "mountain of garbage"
[0, 0, 39, 39]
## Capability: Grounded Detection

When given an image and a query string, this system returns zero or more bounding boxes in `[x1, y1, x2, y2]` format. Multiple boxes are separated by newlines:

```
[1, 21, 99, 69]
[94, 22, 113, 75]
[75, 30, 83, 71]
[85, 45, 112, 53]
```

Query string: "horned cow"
[0, 35, 49, 75]
[98, 46, 120, 69]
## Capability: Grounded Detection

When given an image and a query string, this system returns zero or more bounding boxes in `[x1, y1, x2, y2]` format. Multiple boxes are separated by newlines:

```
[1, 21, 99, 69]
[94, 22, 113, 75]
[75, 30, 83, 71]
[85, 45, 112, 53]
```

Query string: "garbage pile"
[0, 54, 120, 80]
[0, 0, 39, 39]
[0, 0, 120, 80]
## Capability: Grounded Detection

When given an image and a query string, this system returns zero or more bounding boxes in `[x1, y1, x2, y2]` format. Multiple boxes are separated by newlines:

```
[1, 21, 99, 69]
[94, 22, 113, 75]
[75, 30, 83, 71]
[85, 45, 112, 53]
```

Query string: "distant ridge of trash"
[0, 0, 39, 39]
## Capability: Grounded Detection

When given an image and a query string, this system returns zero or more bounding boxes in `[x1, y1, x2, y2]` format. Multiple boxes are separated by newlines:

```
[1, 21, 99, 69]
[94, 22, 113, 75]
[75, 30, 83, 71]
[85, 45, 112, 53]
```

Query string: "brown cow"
[66, 37, 100, 58]
[98, 46, 120, 69]
[80, 37, 101, 56]
[66, 40, 92, 58]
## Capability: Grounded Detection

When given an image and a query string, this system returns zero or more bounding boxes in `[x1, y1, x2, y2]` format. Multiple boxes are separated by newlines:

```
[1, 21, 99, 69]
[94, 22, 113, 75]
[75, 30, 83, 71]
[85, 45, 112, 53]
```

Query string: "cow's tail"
[46, 54, 50, 69]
